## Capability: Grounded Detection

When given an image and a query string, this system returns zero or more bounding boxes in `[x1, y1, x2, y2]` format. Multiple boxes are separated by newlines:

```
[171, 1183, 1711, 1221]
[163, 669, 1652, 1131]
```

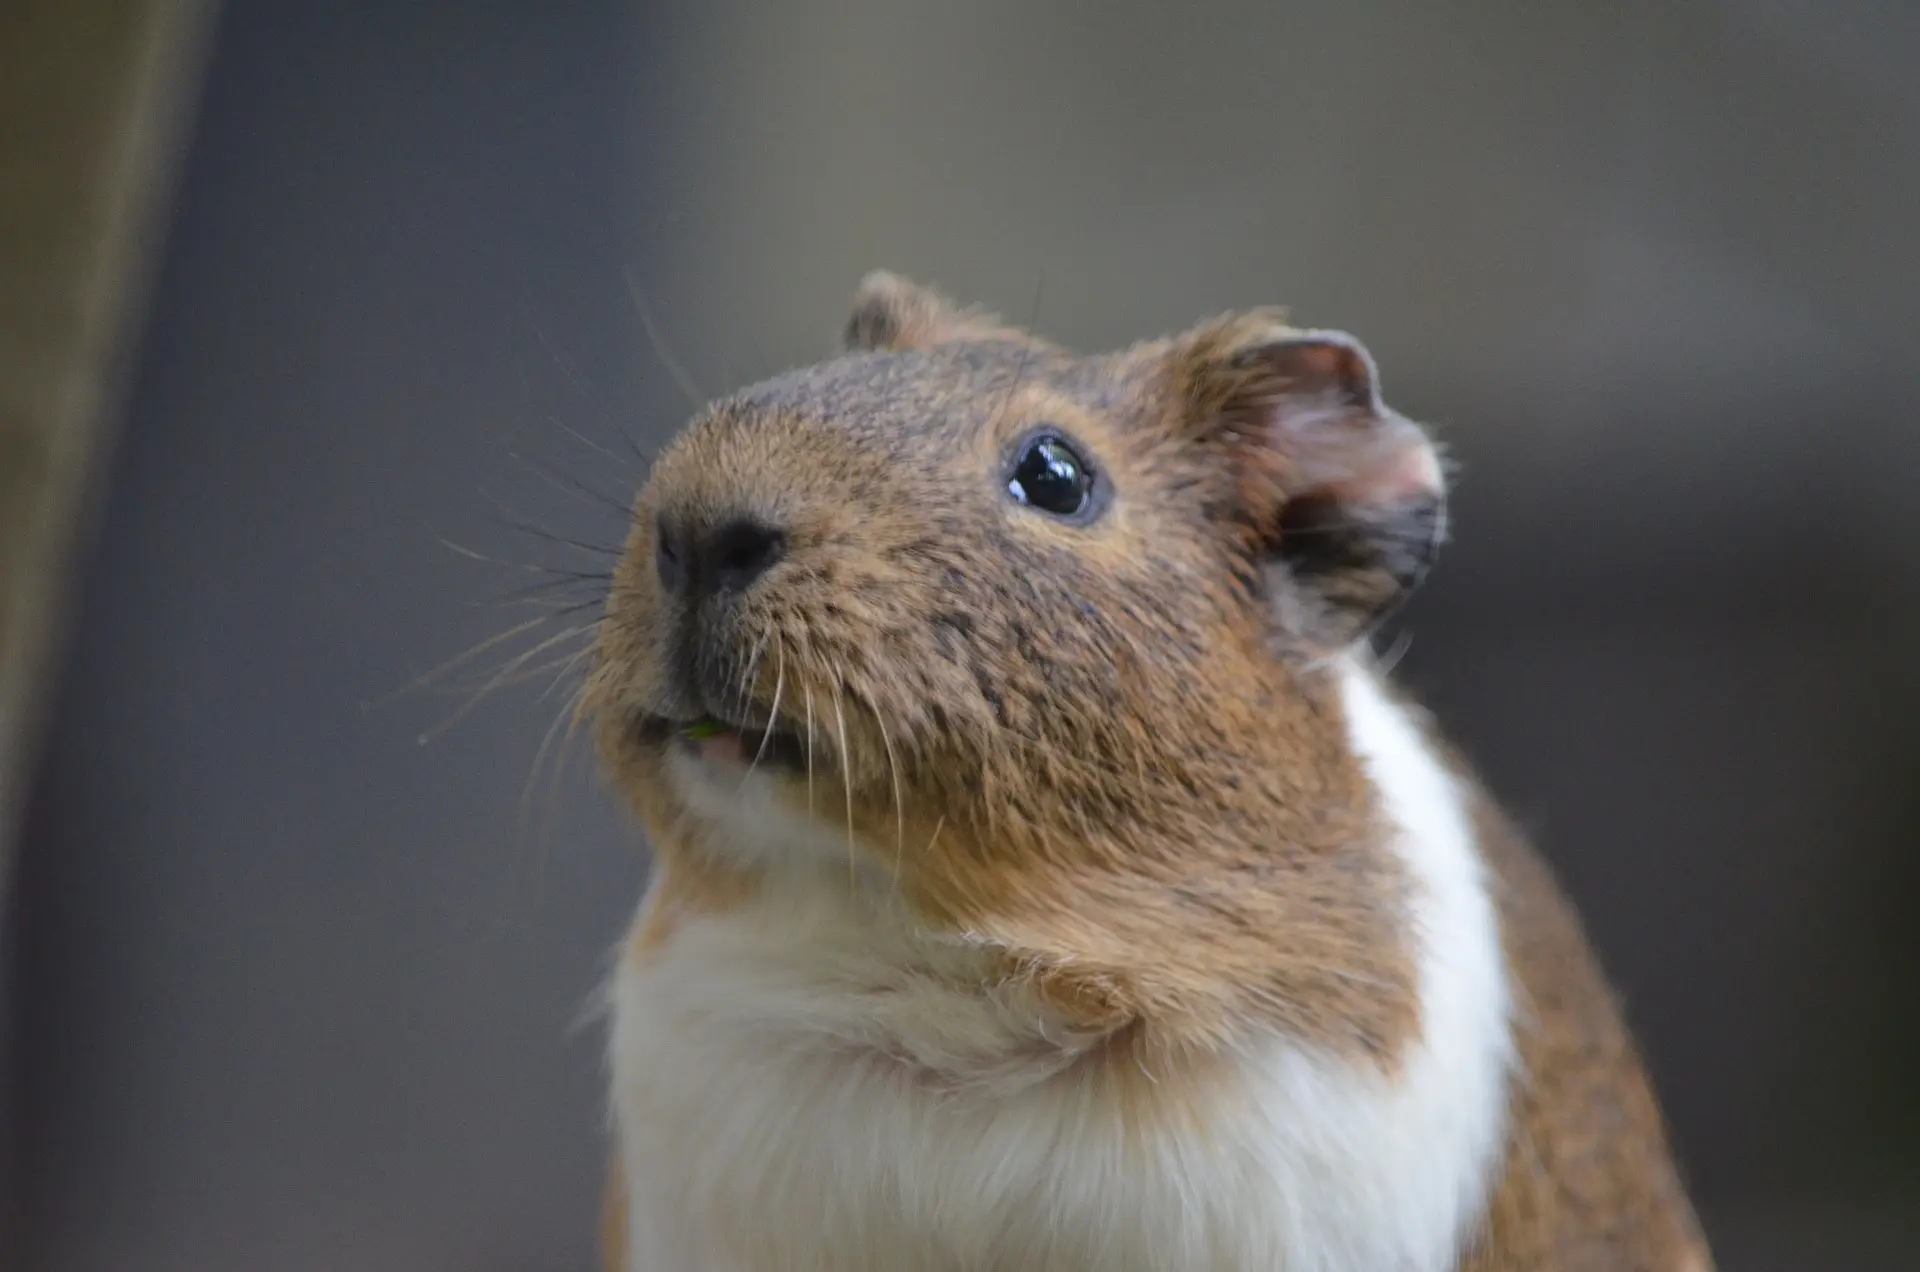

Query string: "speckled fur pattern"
[584, 273, 1712, 1270]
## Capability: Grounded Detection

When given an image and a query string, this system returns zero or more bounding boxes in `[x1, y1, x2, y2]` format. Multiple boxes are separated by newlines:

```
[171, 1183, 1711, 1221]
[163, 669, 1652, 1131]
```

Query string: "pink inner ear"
[1278, 342, 1368, 404]
[1266, 396, 1441, 509]
[1257, 331, 1381, 411]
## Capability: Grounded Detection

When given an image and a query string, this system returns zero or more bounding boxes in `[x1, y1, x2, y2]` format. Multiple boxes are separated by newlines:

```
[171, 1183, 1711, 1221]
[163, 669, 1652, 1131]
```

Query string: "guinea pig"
[583, 272, 1712, 1271]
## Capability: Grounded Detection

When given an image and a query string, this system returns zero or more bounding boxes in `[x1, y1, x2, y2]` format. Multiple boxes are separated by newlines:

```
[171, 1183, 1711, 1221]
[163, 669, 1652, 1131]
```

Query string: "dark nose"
[655, 516, 786, 596]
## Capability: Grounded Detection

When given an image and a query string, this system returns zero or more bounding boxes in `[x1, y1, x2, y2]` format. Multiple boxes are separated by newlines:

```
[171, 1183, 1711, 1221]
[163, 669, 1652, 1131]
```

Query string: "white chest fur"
[607, 662, 1514, 1271]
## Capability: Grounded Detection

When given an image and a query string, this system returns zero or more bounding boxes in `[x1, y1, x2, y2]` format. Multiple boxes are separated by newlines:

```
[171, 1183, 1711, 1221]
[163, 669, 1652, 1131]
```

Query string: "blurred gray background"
[5, 0, 1918, 1268]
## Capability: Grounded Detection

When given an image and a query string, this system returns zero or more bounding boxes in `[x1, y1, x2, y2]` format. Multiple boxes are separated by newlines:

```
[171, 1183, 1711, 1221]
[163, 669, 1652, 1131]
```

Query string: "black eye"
[1007, 432, 1099, 521]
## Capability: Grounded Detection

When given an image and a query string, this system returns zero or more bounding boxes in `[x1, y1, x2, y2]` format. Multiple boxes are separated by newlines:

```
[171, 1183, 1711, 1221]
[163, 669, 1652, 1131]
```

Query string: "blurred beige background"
[5, 1, 1917, 1269]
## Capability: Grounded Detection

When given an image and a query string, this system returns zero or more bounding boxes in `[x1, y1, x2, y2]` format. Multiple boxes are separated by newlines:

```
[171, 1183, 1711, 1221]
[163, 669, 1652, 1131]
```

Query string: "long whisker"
[484, 592, 608, 616]
[427, 527, 616, 598]
[534, 675, 598, 860]
[548, 412, 637, 469]
[623, 268, 707, 409]
[533, 643, 598, 704]
[743, 639, 788, 784]
[829, 678, 855, 895]
[802, 684, 817, 817]
[485, 517, 621, 562]
[473, 486, 625, 560]
[734, 628, 771, 728]
[528, 324, 655, 462]
[522, 671, 588, 822]
[364, 615, 552, 711]
[473, 616, 598, 916]
[855, 680, 906, 892]
[414, 623, 600, 744]
[426, 529, 612, 583]
[527, 308, 620, 432]
[438, 647, 598, 700]
[505, 448, 633, 518]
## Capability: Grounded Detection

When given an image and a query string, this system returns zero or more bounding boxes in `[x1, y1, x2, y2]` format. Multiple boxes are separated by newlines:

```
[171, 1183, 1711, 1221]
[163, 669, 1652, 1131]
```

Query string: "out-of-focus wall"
[10, 4, 653, 1270]
[9, 1, 1917, 1269]
[0, 2, 216, 1264]
[0, 0, 214, 863]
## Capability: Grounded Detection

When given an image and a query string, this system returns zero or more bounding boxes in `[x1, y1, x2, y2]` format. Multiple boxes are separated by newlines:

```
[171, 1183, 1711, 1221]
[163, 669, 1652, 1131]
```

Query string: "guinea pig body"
[587, 275, 1711, 1271]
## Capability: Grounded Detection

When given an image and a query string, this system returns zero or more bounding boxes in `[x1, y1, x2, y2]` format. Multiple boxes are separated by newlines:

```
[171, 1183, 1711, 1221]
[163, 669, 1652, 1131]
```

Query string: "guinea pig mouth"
[637, 712, 811, 773]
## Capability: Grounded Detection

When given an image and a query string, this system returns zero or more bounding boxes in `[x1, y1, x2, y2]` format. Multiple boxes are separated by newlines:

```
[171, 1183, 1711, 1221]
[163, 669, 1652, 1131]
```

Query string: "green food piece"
[682, 719, 729, 740]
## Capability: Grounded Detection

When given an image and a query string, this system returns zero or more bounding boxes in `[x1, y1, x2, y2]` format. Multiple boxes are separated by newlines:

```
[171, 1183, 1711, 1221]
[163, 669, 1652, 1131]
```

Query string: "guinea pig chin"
[627, 605, 812, 771]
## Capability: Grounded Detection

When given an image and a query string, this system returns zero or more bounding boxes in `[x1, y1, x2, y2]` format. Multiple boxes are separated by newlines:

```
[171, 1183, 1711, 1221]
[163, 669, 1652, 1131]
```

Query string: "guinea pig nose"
[702, 518, 786, 592]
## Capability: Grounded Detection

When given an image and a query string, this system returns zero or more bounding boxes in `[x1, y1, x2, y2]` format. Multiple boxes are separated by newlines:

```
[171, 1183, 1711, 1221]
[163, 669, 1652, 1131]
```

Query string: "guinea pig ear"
[1178, 315, 1448, 649]
[842, 270, 1019, 352]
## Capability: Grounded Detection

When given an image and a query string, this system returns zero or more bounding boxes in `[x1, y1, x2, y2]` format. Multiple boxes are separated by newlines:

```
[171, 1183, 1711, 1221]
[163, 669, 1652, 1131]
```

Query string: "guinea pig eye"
[1006, 431, 1100, 521]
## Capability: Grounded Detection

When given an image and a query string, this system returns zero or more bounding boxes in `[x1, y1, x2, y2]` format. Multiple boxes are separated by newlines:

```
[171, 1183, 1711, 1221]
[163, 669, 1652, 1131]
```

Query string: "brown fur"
[588, 274, 1711, 1269]
[1457, 775, 1713, 1270]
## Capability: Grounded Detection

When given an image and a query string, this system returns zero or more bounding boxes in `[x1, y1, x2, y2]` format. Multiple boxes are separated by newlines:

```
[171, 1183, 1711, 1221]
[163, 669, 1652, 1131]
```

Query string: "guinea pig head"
[587, 273, 1446, 1051]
